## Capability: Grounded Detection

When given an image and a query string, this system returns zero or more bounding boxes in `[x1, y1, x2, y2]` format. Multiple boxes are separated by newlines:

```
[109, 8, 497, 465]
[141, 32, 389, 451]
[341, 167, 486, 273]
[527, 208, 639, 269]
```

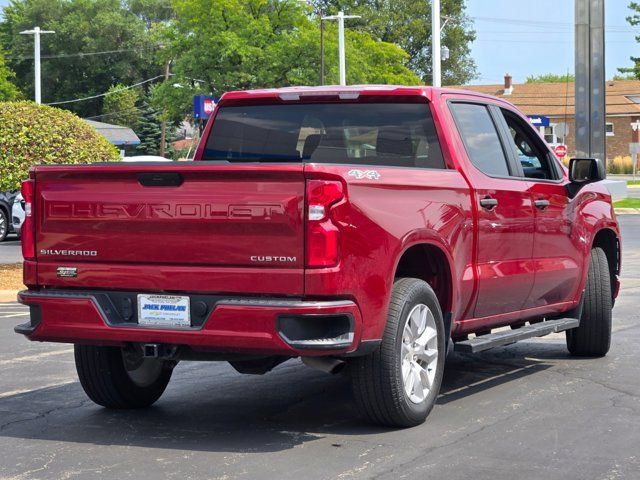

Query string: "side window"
[450, 102, 510, 177]
[331, 104, 446, 169]
[501, 109, 559, 180]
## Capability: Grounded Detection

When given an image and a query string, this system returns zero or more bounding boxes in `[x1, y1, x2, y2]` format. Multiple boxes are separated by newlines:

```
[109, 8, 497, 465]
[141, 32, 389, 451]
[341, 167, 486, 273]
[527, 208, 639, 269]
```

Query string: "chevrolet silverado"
[15, 86, 620, 427]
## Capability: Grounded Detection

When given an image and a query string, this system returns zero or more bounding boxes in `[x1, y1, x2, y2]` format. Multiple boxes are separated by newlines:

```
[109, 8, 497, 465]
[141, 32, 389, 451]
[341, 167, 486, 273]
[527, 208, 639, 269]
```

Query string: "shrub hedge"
[0, 101, 120, 191]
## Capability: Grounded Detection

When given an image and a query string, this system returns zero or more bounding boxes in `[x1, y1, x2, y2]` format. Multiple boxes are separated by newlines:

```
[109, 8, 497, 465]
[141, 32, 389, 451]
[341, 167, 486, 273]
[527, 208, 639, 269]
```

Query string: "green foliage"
[0, 0, 159, 117]
[613, 198, 640, 208]
[613, 72, 636, 80]
[0, 49, 21, 101]
[525, 73, 575, 83]
[135, 100, 162, 155]
[102, 84, 141, 129]
[151, 0, 421, 120]
[0, 0, 479, 136]
[126, 0, 174, 27]
[0, 101, 119, 191]
[310, 0, 477, 85]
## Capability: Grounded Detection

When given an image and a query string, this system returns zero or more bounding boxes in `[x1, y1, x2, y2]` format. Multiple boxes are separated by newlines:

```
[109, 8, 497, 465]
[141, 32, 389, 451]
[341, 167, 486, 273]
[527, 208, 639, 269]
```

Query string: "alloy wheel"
[401, 303, 439, 404]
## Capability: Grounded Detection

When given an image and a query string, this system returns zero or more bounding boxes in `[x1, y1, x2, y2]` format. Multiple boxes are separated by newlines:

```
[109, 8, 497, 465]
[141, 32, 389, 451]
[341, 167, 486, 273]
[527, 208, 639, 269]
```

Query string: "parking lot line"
[0, 380, 76, 399]
[0, 348, 74, 367]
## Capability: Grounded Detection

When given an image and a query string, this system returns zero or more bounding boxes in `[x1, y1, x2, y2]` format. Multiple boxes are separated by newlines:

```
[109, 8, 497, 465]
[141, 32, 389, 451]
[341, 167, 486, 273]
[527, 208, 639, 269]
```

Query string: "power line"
[5, 47, 147, 61]
[471, 15, 638, 32]
[474, 38, 633, 44]
[45, 75, 168, 106]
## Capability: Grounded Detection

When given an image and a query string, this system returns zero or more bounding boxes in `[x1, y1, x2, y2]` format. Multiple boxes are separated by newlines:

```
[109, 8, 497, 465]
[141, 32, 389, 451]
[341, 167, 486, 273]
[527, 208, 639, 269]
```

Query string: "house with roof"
[460, 75, 640, 160]
[83, 120, 140, 156]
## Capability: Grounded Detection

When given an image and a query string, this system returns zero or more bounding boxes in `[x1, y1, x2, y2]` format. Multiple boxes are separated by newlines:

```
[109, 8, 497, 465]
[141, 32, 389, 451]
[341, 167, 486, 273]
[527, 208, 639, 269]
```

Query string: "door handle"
[479, 197, 498, 210]
[534, 199, 550, 210]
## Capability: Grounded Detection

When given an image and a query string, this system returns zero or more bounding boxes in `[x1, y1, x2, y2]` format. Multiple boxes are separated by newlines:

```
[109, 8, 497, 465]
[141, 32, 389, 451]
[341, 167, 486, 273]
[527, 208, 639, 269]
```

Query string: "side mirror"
[569, 158, 606, 184]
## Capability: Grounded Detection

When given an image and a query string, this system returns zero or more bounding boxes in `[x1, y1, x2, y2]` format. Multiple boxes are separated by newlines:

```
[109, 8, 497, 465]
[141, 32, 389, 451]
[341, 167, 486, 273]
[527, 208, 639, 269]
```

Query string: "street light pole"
[323, 11, 361, 86]
[432, 0, 441, 87]
[19, 26, 55, 104]
[320, 15, 325, 85]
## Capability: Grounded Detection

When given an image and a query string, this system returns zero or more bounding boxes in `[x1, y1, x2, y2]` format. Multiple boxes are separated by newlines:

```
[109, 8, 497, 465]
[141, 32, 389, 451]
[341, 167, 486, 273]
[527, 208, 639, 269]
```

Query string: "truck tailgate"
[33, 163, 305, 294]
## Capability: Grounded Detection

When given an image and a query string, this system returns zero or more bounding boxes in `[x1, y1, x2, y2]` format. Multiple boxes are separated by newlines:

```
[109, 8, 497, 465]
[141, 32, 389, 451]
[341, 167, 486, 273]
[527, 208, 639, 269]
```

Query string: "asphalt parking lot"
[0, 216, 639, 480]
[0, 235, 21, 264]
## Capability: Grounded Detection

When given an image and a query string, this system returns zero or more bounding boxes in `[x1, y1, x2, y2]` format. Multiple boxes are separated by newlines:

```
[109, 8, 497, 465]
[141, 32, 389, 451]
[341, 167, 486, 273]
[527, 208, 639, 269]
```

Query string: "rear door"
[496, 107, 582, 308]
[448, 101, 535, 318]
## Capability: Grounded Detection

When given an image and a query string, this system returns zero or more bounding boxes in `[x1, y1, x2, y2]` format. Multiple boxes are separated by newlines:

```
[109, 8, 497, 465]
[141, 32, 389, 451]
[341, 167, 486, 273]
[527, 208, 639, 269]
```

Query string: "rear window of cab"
[203, 102, 445, 169]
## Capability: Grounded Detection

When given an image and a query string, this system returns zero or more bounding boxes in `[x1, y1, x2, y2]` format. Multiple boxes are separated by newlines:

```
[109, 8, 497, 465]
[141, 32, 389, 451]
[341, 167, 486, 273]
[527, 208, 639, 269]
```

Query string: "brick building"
[460, 75, 640, 160]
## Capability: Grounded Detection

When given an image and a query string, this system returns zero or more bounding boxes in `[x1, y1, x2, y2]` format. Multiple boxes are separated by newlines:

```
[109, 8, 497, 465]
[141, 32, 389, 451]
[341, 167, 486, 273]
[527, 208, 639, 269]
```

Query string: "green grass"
[614, 198, 640, 208]
[627, 180, 640, 186]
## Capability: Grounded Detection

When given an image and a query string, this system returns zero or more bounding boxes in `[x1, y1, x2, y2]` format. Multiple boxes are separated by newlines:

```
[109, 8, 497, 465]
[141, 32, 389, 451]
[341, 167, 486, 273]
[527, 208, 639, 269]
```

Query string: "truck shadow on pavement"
[0, 341, 576, 453]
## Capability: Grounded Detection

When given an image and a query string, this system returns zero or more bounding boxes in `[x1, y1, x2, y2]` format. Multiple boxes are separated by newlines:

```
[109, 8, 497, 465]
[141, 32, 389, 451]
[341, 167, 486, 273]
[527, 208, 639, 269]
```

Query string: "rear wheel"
[74, 345, 174, 408]
[350, 278, 445, 427]
[566, 247, 612, 357]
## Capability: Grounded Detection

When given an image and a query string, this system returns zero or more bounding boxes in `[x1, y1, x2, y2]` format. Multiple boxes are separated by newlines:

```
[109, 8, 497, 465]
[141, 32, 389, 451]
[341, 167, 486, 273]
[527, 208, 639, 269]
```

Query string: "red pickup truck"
[15, 86, 620, 427]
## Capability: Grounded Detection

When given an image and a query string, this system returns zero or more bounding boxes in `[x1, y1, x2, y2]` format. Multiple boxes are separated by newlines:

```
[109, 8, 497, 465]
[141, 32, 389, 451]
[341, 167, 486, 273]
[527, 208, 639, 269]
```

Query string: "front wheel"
[566, 247, 612, 357]
[350, 278, 446, 427]
[74, 345, 174, 409]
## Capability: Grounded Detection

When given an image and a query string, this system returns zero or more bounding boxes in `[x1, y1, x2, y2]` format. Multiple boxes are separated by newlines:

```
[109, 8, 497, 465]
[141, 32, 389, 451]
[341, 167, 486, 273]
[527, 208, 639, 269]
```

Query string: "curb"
[0, 290, 20, 303]
[614, 208, 640, 215]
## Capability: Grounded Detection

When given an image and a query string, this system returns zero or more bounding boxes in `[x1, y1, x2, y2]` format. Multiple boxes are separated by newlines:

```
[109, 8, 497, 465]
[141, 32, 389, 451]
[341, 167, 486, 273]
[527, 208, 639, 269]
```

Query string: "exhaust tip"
[302, 356, 345, 374]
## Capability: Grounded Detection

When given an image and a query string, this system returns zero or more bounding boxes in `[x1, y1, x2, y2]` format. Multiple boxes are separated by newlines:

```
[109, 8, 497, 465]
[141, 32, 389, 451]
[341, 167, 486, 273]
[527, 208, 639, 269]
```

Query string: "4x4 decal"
[348, 169, 381, 180]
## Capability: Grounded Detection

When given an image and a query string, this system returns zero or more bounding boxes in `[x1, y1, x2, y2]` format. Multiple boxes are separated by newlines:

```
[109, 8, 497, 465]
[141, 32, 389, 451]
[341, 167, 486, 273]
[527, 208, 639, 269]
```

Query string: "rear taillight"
[306, 180, 344, 267]
[21, 180, 35, 261]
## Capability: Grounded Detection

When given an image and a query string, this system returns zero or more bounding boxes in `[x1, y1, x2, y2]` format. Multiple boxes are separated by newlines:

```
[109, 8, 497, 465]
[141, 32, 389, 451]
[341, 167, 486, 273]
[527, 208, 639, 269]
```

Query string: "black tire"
[0, 208, 8, 242]
[566, 247, 612, 357]
[350, 278, 446, 427]
[74, 345, 174, 409]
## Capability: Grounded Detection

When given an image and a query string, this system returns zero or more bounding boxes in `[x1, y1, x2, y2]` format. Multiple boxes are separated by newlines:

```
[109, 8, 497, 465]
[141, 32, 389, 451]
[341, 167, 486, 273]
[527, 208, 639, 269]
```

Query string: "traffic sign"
[554, 144, 568, 158]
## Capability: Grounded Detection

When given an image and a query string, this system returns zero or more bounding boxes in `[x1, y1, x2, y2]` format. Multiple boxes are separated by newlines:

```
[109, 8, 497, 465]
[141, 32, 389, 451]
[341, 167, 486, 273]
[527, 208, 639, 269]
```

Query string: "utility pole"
[320, 13, 325, 85]
[19, 26, 55, 104]
[575, 0, 605, 164]
[432, 0, 441, 87]
[160, 60, 171, 157]
[323, 11, 361, 86]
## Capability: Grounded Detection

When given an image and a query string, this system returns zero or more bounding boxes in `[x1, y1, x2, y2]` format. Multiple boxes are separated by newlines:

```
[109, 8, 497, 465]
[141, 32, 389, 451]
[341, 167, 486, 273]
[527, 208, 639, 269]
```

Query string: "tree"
[613, 72, 636, 81]
[310, 0, 477, 85]
[0, 101, 119, 191]
[135, 100, 162, 155]
[126, 0, 173, 28]
[102, 84, 140, 129]
[526, 73, 575, 83]
[153, 0, 420, 118]
[0, 0, 160, 117]
[0, 49, 21, 101]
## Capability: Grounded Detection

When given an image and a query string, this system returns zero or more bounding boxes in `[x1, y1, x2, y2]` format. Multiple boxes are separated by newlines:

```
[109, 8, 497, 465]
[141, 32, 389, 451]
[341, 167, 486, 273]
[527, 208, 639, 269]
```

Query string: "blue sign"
[194, 95, 219, 120]
[528, 115, 550, 127]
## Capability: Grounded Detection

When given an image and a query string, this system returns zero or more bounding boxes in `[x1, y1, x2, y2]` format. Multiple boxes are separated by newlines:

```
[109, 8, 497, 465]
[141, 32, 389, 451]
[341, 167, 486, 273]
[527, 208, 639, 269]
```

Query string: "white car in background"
[12, 193, 25, 238]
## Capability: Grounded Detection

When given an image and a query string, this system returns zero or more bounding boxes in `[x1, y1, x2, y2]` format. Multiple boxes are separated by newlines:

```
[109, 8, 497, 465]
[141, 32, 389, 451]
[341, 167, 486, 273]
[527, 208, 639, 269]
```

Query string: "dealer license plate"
[137, 294, 191, 328]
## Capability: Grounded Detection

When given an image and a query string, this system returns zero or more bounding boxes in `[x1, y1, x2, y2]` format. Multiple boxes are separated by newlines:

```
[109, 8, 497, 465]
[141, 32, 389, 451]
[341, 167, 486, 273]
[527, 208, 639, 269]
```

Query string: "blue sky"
[1, 0, 638, 85]
[466, 0, 639, 84]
